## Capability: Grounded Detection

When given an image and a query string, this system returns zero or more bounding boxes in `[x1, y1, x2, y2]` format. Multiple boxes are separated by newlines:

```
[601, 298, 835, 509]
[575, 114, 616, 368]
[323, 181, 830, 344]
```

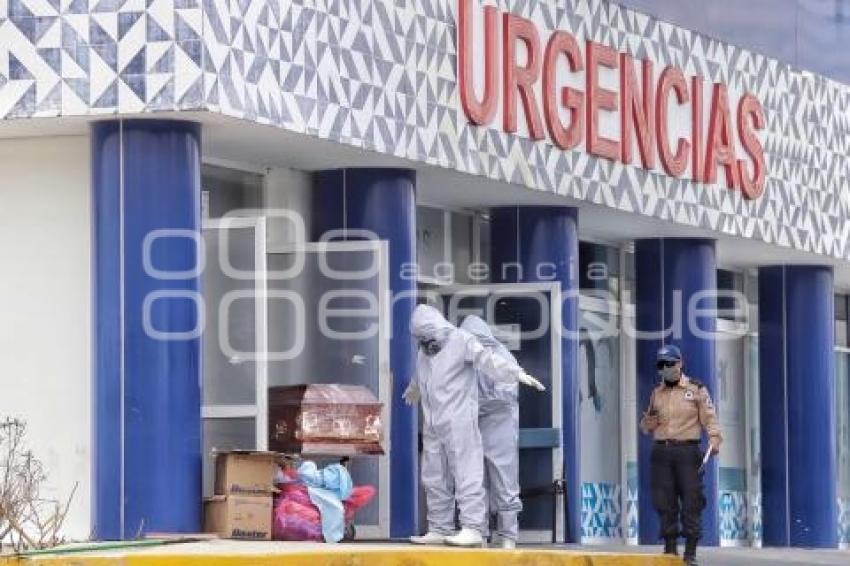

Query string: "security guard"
[640, 344, 721, 565]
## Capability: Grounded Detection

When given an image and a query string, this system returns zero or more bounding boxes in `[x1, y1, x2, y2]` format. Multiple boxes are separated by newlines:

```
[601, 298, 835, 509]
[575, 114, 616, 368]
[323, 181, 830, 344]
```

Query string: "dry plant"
[0, 418, 77, 552]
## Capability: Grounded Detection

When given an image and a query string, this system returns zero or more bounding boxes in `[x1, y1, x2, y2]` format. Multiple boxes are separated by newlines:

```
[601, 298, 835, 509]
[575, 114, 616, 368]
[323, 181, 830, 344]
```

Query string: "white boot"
[410, 532, 448, 545]
[501, 538, 516, 550]
[445, 528, 484, 547]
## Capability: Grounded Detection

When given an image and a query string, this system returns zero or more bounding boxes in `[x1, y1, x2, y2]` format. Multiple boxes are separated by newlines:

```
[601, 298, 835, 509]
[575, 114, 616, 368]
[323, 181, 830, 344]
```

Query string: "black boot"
[683, 537, 698, 565]
[663, 537, 678, 555]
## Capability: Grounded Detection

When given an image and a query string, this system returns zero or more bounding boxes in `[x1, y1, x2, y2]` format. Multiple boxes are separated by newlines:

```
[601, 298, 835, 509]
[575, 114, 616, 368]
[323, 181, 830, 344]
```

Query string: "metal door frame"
[744, 329, 761, 548]
[201, 216, 269, 448]
[834, 345, 850, 550]
[266, 239, 391, 540]
[430, 282, 563, 543]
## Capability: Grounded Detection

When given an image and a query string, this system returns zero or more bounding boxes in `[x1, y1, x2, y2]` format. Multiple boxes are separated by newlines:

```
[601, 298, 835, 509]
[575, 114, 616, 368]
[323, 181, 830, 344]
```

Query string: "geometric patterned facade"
[581, 481, 622, 541]
[625, 461, 639, 543]
[718, 466, 749, 546]
[719, 489, 748, 546]
[2, 0, 850, 261]
[3, 0, 846, 546]
[751, 492, 763, 547]
[840, 497, 850, 548]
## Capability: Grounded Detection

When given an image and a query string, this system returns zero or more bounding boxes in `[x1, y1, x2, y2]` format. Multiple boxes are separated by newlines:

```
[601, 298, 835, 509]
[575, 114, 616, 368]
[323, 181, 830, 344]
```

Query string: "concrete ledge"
[1, 541, 681, 566]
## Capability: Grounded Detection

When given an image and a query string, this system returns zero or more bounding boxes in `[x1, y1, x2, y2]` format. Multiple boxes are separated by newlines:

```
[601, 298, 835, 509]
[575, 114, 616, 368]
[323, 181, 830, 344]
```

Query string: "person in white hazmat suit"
[403, 305, 545, 547]
[460, 315, 523, 549]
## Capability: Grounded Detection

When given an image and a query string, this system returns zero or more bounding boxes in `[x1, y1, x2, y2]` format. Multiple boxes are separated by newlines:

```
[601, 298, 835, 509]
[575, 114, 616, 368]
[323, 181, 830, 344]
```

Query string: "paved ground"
[558, 543, 850, 565]
[3, 540, 848, 565]
[0, 540, 678, 566]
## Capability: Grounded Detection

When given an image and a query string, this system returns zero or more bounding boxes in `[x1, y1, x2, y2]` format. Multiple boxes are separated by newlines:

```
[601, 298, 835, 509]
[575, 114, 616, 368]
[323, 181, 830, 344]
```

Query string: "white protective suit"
[461, 315, 523, 543]
[407, 305, 536, 536]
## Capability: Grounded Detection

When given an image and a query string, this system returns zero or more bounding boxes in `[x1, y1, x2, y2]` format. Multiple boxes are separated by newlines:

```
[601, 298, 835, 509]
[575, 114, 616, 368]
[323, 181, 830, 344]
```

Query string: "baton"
[697, 445, 713, 474]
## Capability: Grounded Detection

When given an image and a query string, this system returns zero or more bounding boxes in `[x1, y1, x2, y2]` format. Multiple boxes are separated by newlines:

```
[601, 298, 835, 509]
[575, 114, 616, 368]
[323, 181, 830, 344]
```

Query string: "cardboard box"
[204, 495, 272, 540]
[268, 384, 385, 456]
[214, 451, 278, 496]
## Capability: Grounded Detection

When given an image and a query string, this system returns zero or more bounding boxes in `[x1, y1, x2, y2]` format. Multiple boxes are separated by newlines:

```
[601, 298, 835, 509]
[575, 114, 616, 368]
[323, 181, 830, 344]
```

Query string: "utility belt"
[654, 439, 699, 446]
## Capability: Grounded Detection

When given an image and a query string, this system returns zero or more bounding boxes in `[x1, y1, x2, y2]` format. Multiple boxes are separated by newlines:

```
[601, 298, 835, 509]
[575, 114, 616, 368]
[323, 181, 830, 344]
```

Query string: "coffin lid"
[269, 384, 381, 405]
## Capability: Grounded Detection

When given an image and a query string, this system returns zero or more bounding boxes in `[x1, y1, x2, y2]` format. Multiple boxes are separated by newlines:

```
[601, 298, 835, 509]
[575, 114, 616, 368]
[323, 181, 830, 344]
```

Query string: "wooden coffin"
[268, 384, 384, 455]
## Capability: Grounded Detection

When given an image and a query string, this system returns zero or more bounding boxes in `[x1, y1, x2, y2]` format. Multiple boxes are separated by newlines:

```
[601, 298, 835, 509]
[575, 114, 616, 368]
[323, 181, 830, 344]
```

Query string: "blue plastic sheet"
[297, 462, 354, 543]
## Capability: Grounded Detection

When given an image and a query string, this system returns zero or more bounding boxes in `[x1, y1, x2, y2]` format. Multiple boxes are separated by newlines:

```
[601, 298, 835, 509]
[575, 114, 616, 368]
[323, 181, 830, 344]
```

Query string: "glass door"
[431, 282, 564, 543]
[201, 225, 392, 538]
[266, 241, 391, 539]
[716, 318, 750, 547]
[201, 217, 268, 496]
[578, 294, 623, 544]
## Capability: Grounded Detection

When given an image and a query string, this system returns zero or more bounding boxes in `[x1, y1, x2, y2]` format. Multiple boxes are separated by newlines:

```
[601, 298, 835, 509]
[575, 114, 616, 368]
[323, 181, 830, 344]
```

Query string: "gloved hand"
[518, 372, 546, 391]
[403, 381, 421, 405]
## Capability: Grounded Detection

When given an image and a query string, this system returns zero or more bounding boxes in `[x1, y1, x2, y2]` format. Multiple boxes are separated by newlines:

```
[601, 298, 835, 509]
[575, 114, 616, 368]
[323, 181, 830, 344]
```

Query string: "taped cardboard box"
[204, 495, 272, 540]
[214, 451, 278, 496]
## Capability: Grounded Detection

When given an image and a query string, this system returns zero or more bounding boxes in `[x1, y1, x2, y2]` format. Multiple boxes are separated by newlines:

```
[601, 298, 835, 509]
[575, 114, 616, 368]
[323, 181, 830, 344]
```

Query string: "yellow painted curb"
[0, 549, 682, 566]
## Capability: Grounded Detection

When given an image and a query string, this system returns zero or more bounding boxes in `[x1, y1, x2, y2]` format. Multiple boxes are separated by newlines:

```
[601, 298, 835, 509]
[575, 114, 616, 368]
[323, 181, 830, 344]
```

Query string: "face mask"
[659, 365, 680, 384]
[419, 339, 441, 357]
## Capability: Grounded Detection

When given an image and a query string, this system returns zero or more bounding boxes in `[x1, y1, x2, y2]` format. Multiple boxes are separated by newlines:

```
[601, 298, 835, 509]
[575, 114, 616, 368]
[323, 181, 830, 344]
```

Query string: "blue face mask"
[419, 339, 441, 356]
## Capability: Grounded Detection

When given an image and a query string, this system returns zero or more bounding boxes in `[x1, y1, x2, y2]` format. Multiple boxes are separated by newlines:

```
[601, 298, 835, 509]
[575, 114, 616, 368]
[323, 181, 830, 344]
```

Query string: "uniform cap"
[657, 344, 682, 362]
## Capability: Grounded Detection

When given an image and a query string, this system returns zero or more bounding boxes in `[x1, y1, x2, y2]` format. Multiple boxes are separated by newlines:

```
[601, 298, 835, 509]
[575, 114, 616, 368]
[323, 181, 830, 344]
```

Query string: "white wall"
[0, 136, 91, 540]
[263, 167, 312, 248]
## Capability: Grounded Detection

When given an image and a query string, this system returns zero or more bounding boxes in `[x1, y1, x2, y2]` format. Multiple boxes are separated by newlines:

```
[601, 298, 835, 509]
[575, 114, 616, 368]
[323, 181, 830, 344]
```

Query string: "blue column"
[313, 169, 417, 538]
[758, 265, 836, 548]
[92, 120, 202, 539]
[489, 206, 580, 542]
[635, 238, 719, 546]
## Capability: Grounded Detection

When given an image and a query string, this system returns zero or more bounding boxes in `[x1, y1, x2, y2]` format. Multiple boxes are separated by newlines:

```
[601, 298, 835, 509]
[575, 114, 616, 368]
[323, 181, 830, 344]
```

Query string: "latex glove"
[709, 435, 722, 455]
[518, 372, 546, 392]
[403, 381, 421, 405]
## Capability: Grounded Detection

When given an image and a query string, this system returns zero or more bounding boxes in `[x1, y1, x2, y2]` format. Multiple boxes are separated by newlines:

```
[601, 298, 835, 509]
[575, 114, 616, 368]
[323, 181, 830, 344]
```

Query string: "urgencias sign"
[457, 0, 767, 200]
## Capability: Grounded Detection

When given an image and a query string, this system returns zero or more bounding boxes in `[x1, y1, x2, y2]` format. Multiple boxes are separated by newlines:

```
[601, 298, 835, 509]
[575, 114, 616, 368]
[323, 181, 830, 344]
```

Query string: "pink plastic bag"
[343, 485, 376, 522]
[279, 481, 313, 507]
[272, 468, 377, 541]
[273, 498, 323, 541]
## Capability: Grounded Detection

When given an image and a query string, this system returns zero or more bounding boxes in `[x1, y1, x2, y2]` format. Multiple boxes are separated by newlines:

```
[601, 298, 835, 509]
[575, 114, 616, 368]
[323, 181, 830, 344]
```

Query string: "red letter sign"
[503, 13, 545, 139]
[691, 75, 704, 182]
[455, 4, 768, 200]
[458, 0, 499, 125]
[586, 40, 620, 160]
[704, 83, 740, 189]
[655, 66, 690, 177]
[737, 93, 766, 199]
[543, 31, 584, 150]
[620, 54, 655, 168]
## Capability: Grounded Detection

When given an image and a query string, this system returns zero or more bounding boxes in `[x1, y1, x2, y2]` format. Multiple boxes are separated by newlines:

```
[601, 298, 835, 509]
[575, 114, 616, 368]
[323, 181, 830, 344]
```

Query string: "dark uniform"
[640, 374, 722, 560]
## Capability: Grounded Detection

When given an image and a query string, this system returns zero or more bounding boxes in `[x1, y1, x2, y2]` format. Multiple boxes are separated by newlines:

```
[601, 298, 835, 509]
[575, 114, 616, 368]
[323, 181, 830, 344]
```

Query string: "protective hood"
[460, 315, 501, 349]
[410, 304, 454, 342]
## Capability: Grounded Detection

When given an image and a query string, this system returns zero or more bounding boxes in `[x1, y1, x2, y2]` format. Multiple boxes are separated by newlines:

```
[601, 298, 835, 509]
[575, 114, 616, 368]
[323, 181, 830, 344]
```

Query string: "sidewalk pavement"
[557, 543, 850, 565]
